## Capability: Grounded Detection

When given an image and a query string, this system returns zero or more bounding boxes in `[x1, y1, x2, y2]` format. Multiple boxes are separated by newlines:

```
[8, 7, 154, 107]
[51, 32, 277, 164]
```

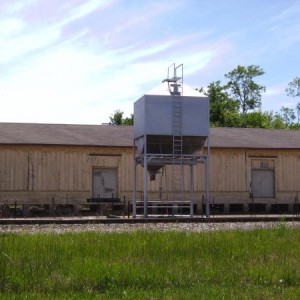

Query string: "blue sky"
[0, 0, 299, 124]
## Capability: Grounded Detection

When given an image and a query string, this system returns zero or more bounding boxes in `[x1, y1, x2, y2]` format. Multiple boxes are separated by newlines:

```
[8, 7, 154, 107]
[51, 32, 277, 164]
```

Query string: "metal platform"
[133, 149, 210, 218]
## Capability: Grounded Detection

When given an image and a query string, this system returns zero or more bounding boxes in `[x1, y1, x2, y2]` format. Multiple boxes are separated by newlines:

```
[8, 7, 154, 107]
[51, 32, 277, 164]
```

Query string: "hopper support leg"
[190, 165, 194, 217]
[143, 136, 148, 218]
[133, 140, 137, 218]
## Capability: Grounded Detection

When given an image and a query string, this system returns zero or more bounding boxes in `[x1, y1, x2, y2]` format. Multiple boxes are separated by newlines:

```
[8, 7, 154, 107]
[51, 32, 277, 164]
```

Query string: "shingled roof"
[0, 123, 132, 147]
[0, 122, 299, 149]
[210, 127, 300, 149]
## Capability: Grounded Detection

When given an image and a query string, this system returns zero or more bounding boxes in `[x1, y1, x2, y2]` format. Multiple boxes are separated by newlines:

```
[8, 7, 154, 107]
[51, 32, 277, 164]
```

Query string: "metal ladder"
[172, 96, 184, 215]
[163, 63, 185, 215]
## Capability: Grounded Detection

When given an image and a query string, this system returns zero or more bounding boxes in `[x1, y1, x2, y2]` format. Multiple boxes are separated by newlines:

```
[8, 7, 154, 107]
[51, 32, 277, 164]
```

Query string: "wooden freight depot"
[0, 123, 299, 216]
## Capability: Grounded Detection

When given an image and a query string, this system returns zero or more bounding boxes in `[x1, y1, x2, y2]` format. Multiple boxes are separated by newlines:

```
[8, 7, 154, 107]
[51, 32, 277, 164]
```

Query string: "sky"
[0, 0, 299, 125]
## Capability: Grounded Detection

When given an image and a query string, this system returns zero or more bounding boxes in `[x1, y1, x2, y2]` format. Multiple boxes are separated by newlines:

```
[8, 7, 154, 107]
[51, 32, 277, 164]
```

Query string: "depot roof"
[0, 122, 299, 149]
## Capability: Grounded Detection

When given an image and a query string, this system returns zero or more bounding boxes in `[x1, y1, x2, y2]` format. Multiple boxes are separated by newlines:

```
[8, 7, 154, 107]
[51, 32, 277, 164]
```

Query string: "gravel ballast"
[1, 221, 300, 234]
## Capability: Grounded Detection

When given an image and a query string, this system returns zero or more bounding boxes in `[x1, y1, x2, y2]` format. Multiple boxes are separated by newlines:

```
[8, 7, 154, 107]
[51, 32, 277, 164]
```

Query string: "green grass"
[0, 226, 300, 299]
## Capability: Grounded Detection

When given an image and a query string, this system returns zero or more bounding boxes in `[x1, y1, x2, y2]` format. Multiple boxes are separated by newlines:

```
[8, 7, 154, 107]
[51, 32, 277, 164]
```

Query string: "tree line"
[198, 65, 300, 129]
[109, 66, 300, 129]
[109, 110, 134, 125]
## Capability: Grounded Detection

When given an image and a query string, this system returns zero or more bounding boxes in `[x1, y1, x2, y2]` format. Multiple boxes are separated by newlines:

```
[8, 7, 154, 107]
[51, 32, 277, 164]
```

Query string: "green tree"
[286, 77, 300, 124]
[286, 77, 300, 98]
[239, 111, 286, 129]
[122, 114, 134, 125]
[199, 81, 288, 129]
[297, 102, 300, 124]
[199, 81, 239, 126]
[109, 110, 133, 125]
[225, 65, 266, 114]
[280, 106, 296, 127]
[270, 112, 288, 129]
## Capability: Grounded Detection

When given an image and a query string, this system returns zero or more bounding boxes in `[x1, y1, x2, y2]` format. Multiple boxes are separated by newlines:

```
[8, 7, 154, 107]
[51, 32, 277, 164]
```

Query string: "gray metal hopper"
[133, 63, 210, 218]
[134, 81, 209, 178]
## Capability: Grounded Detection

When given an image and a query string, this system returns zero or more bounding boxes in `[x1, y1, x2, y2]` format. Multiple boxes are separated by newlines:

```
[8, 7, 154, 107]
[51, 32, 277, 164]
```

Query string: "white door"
[251, 169, 275, 198]
[92, 168, 117, 198]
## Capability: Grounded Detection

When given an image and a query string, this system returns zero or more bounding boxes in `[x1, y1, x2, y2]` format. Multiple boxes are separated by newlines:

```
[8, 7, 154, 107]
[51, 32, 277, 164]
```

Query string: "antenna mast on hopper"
[162, 63, 183, 96]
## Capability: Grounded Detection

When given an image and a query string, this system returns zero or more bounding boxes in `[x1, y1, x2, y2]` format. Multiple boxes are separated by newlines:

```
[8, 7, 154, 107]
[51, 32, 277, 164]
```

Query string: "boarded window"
[92, 168, 117, 198]
[251, 159, 275, 169]
[251, 169, 275, 198]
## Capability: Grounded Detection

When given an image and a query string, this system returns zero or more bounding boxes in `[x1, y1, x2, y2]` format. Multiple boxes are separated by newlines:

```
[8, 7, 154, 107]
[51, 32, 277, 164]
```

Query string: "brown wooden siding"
[210, 149, 246, 192]
[0, 145, 299, 204]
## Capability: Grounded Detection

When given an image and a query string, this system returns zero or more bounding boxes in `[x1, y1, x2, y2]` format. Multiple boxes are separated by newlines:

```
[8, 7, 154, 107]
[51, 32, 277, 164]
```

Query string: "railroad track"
[0, 215, 300, 225]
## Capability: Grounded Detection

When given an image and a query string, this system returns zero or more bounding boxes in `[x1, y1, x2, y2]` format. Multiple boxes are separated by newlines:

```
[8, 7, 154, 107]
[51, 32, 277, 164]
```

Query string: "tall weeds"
[0, 226, 299, 299]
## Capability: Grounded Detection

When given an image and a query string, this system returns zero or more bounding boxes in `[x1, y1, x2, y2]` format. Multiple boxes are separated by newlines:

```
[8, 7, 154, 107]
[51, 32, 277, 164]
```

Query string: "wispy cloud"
[58, 0, 119, 27]
[0, 26, 61, 64]
[0, 17, 25, 36]
[0, 0, 35, 14]
[265, 2, 300, 46]
[0, 0, 299, 124]
[265, 85, 285, 97]
[112, 1, 181, 35]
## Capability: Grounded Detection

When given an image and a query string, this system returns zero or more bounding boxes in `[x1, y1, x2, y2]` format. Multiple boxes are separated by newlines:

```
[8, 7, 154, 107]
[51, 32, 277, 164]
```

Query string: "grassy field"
[0, 225, 300, 299]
